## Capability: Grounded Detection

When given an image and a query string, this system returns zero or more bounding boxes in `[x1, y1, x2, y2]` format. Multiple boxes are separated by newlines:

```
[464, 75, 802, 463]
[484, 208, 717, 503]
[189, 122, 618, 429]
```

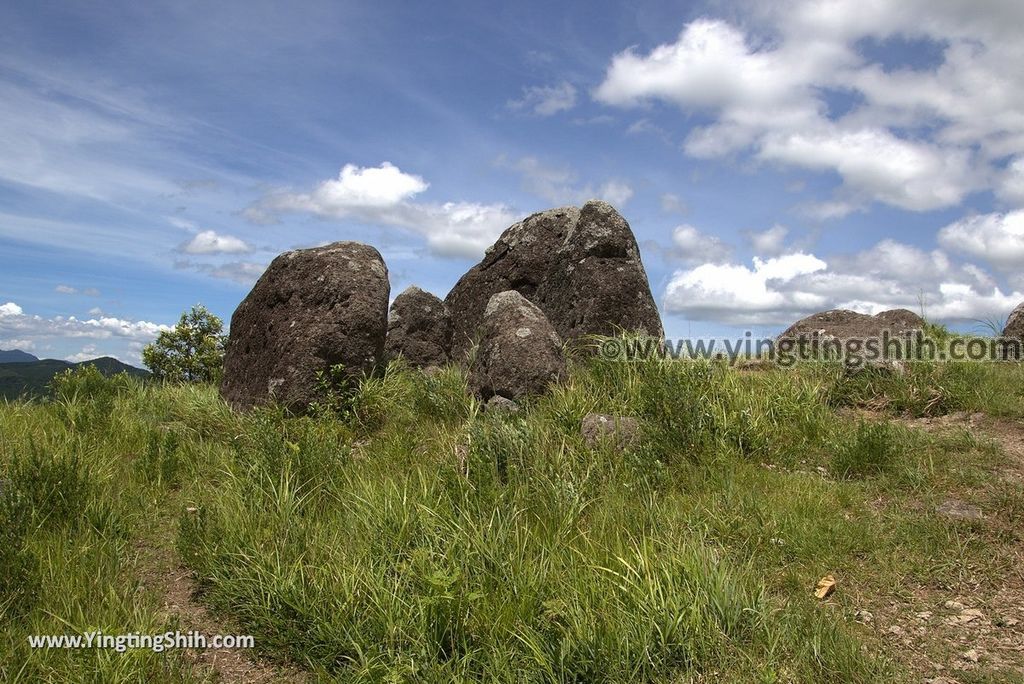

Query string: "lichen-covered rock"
[445, 201, 662, 359]
[220, 242, 389, 411]
[383, 286, 451, 368]
[468, 290, 567, 401]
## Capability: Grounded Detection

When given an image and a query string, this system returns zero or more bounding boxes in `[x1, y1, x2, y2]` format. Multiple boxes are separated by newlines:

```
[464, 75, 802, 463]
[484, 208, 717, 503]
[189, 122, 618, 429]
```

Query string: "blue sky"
[2, 0, 1024, 364]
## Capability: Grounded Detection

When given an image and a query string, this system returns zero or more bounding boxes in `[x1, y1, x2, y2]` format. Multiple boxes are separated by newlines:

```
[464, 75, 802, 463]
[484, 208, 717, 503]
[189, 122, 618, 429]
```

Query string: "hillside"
[0, 356, 148, 400]
[1, 353, 1022, 682]
[0, 349, 38, 363]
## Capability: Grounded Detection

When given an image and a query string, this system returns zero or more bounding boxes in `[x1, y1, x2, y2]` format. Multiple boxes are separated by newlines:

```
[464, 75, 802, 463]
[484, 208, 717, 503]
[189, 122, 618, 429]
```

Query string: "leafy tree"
[142, 305, 226, 383]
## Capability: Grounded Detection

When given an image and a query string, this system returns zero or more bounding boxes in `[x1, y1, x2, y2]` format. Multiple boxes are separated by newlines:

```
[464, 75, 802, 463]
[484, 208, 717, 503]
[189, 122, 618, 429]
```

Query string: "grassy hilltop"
[1, 353, 1023, 682]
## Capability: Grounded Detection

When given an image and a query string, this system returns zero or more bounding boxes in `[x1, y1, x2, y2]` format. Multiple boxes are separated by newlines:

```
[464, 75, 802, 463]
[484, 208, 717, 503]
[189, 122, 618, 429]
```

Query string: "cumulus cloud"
[938, 210, 1024, 271]
[664, 241, 1020, 326]
[247, 162, 518, 259]
[499, 156, 634, 207]
[0, 302, 24, 317]
[507, 82, 577, 116]
[179, 230, 252, 255]
[594, 4, 1024, 214]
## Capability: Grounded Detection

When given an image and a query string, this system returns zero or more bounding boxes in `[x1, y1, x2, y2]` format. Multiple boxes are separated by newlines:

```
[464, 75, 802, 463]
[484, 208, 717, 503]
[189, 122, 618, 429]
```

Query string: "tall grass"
[2, 349, 1022, 682]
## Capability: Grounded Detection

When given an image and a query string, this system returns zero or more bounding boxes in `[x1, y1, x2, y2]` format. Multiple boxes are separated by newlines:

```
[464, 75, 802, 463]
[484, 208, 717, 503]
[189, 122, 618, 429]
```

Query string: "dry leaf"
[814, 575, 836, 599]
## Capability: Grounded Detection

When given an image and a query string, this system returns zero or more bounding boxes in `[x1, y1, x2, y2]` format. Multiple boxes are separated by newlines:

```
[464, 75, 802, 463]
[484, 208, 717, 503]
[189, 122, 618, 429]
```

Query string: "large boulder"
[468, 290, 567, 401]
[445, 201, 663, 359]
[383, 286, 451, 368]
[1001, 301, 1024, 360]
[776, 308, 924, 360]
[220, 242, 389, 411]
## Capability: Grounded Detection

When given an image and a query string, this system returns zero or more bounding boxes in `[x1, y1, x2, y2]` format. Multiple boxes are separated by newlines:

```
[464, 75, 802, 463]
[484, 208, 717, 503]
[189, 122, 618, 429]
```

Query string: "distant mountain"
[0, 349, 39, 363]
[0, 356, 149, 401]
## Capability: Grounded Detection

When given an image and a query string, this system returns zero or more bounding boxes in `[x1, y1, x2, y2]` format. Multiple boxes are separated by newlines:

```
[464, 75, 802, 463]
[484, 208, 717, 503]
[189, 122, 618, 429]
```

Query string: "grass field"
[1, 352, 1023, 682]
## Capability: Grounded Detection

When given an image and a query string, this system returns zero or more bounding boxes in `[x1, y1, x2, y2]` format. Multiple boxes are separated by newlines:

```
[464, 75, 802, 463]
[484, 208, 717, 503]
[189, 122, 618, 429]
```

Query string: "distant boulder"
[445, 201, 662, 359]
[220, 242, 389, 411]
[383, 286, 451, 368]
[468, 290, 567, 401]
[1001, 301, 1024, 360]
[776, 308, 924, 360]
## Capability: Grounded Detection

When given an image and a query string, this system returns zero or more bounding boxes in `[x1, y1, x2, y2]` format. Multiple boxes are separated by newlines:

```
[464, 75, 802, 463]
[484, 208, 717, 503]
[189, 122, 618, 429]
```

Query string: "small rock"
[888, 624, 904, 635]
[935, 500, 984, 521]
[961, 648, 980, 663]
[947, 608, 984, 625]
[581, 413, 641, 451]
[854, 609, 874, 624]
[486, 395, 521, 413]
[916, 611, 933, 621]
[944, 600, 966, 611]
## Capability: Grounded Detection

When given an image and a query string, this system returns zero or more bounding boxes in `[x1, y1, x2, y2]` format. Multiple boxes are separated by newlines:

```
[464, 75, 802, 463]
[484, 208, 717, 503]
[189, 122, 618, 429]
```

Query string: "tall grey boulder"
[220, 241, 389, 411]
[468, 291, 567, 401]
[383, 286, 451, 368]
[445, 201, 663, 359]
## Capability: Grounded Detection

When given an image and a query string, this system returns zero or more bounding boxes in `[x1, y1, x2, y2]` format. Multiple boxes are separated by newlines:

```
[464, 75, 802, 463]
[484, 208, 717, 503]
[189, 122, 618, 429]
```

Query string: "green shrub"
[833, 420, 905, 479]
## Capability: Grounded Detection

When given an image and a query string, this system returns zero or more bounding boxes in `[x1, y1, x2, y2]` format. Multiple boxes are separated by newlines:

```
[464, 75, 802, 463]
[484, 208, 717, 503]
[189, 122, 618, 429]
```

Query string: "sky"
[2, 0, 1024, 365]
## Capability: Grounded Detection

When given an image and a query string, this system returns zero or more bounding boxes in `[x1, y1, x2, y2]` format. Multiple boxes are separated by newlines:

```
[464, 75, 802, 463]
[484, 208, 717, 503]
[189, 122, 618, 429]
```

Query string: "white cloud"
[248, 162, 518, 259]
[758, 128, 974, 211]
[671, 224, 731, 263]
[998, 157, 1024, 206]
[272, 162, 429, 215]
[1, 302, 24, 317]
[179, 230, 252, 255]
[55, 284, 77, 294]
[596, 180, 634, 206]
[594, 4, 1024, 214]
[66, 344, 99, 363]
[0, 303, 169, 346]
[938, 210, 1024, 270]
[508, 82, 577, 116]
[747, 225, 789, 255]
[664, 240, 1021, 326]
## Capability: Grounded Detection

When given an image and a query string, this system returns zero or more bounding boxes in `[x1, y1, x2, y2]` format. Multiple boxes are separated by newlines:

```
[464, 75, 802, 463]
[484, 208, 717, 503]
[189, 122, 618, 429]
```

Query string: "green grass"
[2, 353, 1023, 682]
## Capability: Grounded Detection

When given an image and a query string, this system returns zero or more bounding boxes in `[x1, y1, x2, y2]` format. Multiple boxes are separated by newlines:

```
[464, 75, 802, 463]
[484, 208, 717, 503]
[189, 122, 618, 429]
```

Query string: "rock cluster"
[445, 200, 663, 359]
[219, 202, 662, 410]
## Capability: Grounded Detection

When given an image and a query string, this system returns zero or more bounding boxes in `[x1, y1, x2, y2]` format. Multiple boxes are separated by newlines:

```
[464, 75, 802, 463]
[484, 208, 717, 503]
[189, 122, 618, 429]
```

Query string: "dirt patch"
[135, 510, 308, 683]
[853, 411, 1024, 680]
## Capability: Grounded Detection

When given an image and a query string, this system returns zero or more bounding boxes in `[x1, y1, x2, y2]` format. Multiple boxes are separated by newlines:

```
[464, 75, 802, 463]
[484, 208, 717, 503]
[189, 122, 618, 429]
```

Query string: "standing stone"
[383, 286, 451, 368]
[445, 201, 662, 359]
[468, 290, 567, 401]
[220, 242, 389, 411]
